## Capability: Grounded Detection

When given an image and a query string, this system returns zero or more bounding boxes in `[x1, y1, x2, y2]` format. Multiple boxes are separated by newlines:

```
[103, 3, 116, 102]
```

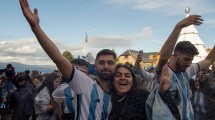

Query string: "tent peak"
[185, 7, 190, 14]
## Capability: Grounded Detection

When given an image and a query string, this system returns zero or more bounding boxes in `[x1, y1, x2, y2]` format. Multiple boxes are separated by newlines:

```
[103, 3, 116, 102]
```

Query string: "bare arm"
[198, 45, 215, 70]
[19, 0, 72, 80]
[156, 15, 203, 74]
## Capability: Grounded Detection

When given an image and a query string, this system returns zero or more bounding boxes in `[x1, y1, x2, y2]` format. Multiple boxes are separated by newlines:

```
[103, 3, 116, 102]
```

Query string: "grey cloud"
[87, 27, 153, 49]
[88, 36, 133, 48]
[0, 39, 47, 57]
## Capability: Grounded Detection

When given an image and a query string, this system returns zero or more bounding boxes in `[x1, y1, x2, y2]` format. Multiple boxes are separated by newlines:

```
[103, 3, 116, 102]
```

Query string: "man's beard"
[175, 60, 186, 72]
[97, 70, 113, 81]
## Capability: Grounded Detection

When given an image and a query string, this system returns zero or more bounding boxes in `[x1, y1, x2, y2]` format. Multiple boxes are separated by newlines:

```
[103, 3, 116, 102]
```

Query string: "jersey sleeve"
[52, 84, 67, 103]
[68, 67, 95, 94]
[186, 63, 200, 78]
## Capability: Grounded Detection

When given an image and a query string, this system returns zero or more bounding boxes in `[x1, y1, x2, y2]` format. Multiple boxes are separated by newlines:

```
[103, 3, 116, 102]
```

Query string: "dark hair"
[96, 49, 117, 60]
[116, 64, 136, 81]
[174, 41, 199, 56]
[31, 70, 39, 76]
[31, 74, 43, 82]
[37, 72, 61, 95]
[71, 58, 89, 67]
[16, 74, 30, 82]
[111, 64, 137, 95]
[7, 64, 13, 68]
[25, 70, 30, 74]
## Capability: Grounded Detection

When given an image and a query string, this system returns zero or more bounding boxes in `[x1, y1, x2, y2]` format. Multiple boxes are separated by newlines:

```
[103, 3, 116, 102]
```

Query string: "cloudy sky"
[0, 0, 214, 65]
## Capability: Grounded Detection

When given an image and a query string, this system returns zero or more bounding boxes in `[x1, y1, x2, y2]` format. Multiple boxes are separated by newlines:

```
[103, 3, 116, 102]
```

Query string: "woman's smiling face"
[114, 66, 133, 95]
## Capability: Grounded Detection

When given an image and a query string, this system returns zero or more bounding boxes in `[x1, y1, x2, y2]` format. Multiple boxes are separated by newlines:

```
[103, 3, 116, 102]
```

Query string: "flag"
[85, 33, 88, 43]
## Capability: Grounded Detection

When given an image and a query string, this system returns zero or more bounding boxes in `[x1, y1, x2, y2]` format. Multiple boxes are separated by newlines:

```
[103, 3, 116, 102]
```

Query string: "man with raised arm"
[156, 15, 203, 75]
[146, 22, 215, 120]
[134, 15, 204, 92]
[19, 0, 116, 119]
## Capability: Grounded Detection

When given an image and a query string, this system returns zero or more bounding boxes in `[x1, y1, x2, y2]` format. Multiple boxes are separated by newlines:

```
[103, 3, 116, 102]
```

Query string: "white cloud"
[105, 0, 215, 16]
[0, 38, 87, 65]
[0, 27, 153, 65]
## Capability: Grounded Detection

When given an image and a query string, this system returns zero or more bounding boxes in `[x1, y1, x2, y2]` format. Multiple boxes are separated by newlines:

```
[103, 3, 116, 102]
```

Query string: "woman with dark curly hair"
[108, 64, 149, 120]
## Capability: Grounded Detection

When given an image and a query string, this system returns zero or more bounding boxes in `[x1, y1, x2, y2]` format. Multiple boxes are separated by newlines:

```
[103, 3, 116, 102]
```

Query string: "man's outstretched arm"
[156, 15, 203, 74]
[19, 0, 73, 80]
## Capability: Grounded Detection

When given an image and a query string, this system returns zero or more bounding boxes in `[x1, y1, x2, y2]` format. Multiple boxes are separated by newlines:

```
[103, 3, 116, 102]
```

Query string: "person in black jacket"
[109, 64, 181, 120]
[11, 74, 35, 120]
[109, 64, 150, 120]
[0, 64, 16, 81]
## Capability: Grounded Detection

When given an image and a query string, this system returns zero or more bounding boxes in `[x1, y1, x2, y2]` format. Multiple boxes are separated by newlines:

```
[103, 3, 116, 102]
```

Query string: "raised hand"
[176, 15, 203, 28]
[159, 64, 171, 93]
[136, 54, 142, 63]
[20, 0, 40, 28]
[135, 51, 143, 67]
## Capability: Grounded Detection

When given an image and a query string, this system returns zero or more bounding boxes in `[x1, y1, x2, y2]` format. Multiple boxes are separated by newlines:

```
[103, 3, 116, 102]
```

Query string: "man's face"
[94, 55, 116, 81]
[174, 52, 193, 72]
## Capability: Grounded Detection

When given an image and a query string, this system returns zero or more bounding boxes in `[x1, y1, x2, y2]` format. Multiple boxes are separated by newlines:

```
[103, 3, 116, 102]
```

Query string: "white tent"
[177, 7, 208, 63]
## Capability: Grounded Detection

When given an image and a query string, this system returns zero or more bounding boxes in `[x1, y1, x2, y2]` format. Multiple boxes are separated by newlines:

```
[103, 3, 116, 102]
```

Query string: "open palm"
[177, 15, 203, 28]
[20, 0, 40, 28]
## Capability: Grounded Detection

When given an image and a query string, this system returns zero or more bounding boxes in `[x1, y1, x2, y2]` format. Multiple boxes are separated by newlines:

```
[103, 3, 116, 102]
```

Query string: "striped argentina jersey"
[167, 63, 199, 120]
[52, 83, 76, 114]
[68, 67, 111, 120]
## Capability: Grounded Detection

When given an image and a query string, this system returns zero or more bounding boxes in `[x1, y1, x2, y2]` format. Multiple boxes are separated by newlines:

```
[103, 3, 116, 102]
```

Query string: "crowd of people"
[0, 0, 215, 119]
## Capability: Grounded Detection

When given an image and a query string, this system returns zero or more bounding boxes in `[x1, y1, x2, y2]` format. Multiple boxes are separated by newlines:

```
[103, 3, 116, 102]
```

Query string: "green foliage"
[112, 49, 119, 63]
[63, 51, 74, 61]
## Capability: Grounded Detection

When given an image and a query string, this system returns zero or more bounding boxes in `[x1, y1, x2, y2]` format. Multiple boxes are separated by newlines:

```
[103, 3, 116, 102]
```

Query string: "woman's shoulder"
[129, 89, 149, 101]
[132, 89, 149, 96]
[35, 87, 50, 99]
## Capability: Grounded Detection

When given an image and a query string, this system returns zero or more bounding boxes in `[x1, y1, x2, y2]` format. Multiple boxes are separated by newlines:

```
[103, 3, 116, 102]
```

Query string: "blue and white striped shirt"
[52, 83, 75, 113]
[68, 67, 112, 120]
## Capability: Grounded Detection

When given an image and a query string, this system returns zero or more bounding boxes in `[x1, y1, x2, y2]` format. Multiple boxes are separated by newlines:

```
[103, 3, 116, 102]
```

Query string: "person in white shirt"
[19, 1, 116, 119]
[52, 59, 90, 120]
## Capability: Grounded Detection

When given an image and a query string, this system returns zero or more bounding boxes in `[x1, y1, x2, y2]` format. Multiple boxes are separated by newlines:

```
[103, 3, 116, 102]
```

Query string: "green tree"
[63, 51, 74, 61]
[111, 49, 119, 63]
